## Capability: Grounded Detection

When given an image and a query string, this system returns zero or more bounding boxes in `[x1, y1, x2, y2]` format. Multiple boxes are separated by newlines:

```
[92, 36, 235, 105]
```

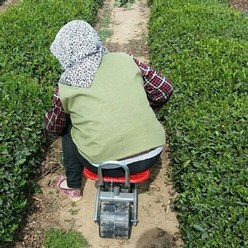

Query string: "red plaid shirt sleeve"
[44, 86, 68, 135]
[134, 58, 173, 113]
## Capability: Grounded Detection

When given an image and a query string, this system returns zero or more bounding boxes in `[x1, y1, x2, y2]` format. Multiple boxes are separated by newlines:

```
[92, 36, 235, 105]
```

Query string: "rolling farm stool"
[83, 161, 150, 239]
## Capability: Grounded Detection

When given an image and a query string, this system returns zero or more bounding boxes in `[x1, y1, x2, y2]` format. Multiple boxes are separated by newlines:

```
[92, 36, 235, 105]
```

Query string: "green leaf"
[15, 158, 26, 166]
[193, 224, 205, 232]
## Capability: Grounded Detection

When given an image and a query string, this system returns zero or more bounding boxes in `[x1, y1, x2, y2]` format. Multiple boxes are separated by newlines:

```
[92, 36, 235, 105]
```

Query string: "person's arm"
[44, 86, 69, 136]
[133, 58, 173, 113]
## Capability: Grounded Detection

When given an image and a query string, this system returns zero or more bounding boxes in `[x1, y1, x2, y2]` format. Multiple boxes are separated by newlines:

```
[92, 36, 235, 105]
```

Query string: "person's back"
[59, 52, 165, 163]
[44, 20, 173, 201]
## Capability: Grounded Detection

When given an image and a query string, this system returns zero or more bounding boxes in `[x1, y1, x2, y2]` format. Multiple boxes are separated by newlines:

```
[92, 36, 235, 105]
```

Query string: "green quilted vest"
[59, 53, 165, 163]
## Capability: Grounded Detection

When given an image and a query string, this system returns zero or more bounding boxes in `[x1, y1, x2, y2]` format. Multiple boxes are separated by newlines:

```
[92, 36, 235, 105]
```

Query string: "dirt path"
[0, 0, 18, 11]
[230, 0, 248, 11]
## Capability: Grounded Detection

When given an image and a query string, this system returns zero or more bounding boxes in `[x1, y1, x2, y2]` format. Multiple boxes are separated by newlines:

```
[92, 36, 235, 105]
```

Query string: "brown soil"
[0, 0, 18, 11]
[230, 0, 248, 11]
[1, 0, 246, 247]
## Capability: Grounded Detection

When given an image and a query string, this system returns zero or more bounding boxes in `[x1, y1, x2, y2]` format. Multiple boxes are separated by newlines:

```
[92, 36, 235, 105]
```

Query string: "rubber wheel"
[99, 202, 131, 239]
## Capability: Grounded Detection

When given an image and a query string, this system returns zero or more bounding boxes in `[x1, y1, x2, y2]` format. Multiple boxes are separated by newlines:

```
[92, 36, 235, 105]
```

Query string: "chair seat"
[83, 167, 150, 183]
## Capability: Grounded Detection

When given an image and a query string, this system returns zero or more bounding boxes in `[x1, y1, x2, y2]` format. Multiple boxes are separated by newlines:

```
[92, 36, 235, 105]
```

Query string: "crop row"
[0, 0, 102, 245]
[148, 0, 248, 247]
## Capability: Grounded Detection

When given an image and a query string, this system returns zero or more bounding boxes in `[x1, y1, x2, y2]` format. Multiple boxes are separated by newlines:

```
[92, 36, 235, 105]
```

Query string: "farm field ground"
[230, 0, 248, 11]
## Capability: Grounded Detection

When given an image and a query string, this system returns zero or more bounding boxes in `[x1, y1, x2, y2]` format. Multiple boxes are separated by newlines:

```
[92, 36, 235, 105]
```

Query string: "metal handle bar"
[97, 161, 130, 188]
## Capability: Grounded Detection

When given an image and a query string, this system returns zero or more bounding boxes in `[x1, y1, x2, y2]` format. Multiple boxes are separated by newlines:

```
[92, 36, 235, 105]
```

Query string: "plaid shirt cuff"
[44, 87, 68, 135]
[134, 58, 173, 112]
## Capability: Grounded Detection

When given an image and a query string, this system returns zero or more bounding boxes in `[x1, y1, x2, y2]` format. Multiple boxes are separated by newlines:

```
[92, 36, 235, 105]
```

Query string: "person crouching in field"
[44, 20, 173, 201]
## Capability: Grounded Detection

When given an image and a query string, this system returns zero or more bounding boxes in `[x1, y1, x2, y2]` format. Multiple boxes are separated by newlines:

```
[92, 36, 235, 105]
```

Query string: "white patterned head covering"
[50, 20, 108, 87]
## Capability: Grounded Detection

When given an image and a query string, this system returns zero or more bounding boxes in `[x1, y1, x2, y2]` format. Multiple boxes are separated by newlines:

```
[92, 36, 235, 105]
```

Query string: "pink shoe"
[55, 175, 82, 202]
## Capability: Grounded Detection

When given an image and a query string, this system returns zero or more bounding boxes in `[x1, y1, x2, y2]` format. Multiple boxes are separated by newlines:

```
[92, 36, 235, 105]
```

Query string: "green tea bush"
[43, 229, 88, 248]
[148, 0, 248, 247]
[0, 0, 102, 245]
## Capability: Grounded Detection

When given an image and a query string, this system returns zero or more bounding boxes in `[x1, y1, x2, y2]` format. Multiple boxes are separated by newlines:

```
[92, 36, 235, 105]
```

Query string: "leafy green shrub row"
[0, 0, 102, 245]
[148, 0, 248, 247]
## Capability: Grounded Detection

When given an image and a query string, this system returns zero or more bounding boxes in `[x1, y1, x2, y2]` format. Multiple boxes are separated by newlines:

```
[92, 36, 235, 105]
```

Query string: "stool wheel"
[99, 202, 131, 239]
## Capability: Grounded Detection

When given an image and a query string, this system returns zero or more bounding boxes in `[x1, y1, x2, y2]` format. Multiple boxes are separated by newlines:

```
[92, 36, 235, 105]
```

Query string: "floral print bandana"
[50, 20, 108, 87]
